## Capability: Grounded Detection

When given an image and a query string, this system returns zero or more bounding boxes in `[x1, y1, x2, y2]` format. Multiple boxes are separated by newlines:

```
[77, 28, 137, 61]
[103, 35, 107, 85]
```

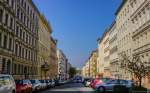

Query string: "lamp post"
[41, 62, 49, 80]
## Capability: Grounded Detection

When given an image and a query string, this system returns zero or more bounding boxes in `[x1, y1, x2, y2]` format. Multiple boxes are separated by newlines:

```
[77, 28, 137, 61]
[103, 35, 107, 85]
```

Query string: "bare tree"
[120, 53, 150, 87]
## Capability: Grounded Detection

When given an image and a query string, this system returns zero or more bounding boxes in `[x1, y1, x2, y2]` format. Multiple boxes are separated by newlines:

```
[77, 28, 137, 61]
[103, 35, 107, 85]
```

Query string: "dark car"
[54, 79, 60, 86]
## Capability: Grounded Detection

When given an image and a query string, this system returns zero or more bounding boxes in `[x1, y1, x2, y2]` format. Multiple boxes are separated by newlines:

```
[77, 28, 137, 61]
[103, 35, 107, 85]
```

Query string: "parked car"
[59, 79, 65, 85]
[95, 79, 132, 93]
[50, 79, 55, 87]
[120, 80, 134, 92]
[90, 78, 103, 88]
[73, 76, 83, 83]
[45, 80, 51, 88]
[125, 80, 134, 89]
[30, 80, 42, 92]
[54, 79, 60, 86]
[39, 80, 47, 89]
[0, 74, 16, 93]
[83, 78, 93, 87]
[90, 78, 111, 89]
[15, 79, 32, 93]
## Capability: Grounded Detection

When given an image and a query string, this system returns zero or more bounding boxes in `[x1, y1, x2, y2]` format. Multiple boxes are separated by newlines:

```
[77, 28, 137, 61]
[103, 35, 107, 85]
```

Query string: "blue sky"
[33, 0, 122, 68]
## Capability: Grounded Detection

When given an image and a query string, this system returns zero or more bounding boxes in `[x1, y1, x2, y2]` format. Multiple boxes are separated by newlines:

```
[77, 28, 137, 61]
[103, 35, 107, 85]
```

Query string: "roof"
[97, 21, 116, 44]
[115, 0, 127, 15]
[51, 37, 57, 45]
[29, 0, 40, 15]
[40, 14, 53, 33]
[97, 28, 110, 44]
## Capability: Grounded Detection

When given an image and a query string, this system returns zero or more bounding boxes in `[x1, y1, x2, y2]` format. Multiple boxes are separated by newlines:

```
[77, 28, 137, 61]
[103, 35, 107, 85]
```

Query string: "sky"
[33, 0, 122, 68]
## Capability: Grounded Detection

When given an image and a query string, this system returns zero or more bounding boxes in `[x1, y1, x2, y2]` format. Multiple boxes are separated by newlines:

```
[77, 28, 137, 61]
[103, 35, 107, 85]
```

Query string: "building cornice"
[28, 0, 40, 15]
[40, 14, 53, 34]
[115, 0, 127, 15]
[51, 37, 57, 45]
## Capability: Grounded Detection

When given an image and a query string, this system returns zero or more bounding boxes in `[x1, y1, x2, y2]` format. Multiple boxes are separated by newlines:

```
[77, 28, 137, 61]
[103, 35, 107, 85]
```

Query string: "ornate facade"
[0, 0, 39, 79]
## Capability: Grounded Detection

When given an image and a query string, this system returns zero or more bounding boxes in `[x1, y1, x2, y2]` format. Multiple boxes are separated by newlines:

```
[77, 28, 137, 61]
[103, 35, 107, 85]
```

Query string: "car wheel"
[98, 86, 105, 93]
[12, 90, 15, 93]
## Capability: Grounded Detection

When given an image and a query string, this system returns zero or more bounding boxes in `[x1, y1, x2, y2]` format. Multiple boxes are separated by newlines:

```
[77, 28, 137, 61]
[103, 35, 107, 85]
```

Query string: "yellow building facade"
[49, 37, 58, 79]
[38, 15, 52, 79]
[97, 30, 111, 78]
[89, 50, 98, 78]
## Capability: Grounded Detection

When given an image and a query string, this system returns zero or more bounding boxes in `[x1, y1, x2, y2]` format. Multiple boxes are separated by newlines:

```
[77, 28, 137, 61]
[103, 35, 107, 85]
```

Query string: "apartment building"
[82, 65, 86, 78]
[115, 0, 134, 80]
[89, 50, 98, 78]
[116, 0, 150, 87]
[49, 37, 58, 79]
[97, 30, 110, 78]
[38, 14, 52, 79]
[109, 22, 120, 79]
[130, 0, 150, 88]
[57, 49, 68, 80]
[0, 0, 39, 79]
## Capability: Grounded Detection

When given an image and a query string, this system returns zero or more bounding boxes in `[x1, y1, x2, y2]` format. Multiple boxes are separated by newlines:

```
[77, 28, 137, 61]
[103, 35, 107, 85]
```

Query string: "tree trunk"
[139, 77, 142, 88]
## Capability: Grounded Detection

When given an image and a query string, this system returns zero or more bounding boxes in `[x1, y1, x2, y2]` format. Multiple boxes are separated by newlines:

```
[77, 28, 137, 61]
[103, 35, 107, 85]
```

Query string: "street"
[39, 83, 95, 93]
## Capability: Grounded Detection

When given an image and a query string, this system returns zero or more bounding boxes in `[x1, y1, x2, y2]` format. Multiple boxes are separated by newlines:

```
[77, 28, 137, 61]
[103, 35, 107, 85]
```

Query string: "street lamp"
[41, 62, 49, 80]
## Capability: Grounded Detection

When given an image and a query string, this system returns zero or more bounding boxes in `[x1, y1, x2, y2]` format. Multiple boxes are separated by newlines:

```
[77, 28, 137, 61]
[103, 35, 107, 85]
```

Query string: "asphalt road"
[39, 83, 95, 93]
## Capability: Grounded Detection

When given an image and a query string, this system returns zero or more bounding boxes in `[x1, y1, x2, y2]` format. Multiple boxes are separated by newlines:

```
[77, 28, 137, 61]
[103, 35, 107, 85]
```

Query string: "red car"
[15, 80, 32, 93]
[90, 78, 104, 89]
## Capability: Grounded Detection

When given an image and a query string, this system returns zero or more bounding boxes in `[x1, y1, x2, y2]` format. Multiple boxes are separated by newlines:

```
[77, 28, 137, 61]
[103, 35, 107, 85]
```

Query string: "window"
[19, 46, 21, 57]
[9, 38, 12, 50]
[20, 12, 23, 21]
[10, 17, 13, 29]
[16, 26, 19, 37]
[22, 48, 24, 58]
[15, 44, 18, 55]
[5, 13, 9, 26]
[24, 2, 26, 11]
[11, 0, 14, 8]
[2, 58, 6, 73]
[28, 50, 30, 60]
[23, 32, 25, 41]
[24, 15, 26, 24]
[3, 35, 7, 49]
[0, 9, 3, 22]
[27, 6, 29, 15]
[14, 64, 16, 74]
[18, 64, 20, 74]
[20, 29, 22, 39]
[26, 49, 28, 59]
[17, 9, 20, 18]
[7, 60, 11, 74]
[29, 36, 30, 45]
[7, 0, 9, 5]
[0, 33, 1, 47]
[21, 0, 24, 6]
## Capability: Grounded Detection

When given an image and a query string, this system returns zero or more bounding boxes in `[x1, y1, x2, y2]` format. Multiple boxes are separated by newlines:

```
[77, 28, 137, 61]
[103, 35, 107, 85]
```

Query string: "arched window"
[7, 60, 11, 74]
[2, 58, 6, 73]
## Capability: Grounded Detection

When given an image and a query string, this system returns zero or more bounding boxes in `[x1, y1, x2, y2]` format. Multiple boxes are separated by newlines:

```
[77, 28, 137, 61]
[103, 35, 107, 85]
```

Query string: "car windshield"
[30, 80, 36, 83]
[40, 80, 45, 83]
[15, 80, 22, 84]
[101, 78, 112, 82]
[0, 76, 11, 85]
